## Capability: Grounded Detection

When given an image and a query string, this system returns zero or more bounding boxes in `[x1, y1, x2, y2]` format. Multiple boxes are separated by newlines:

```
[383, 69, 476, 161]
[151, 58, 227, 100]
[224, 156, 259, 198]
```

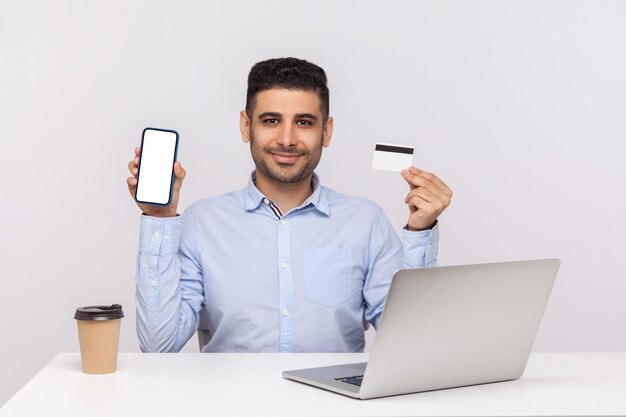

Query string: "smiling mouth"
[270, 152, 304, 163]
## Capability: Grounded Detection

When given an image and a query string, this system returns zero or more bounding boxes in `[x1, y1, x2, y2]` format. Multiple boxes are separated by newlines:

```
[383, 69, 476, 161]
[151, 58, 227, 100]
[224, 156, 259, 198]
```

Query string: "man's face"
[240, 88, 333, 185]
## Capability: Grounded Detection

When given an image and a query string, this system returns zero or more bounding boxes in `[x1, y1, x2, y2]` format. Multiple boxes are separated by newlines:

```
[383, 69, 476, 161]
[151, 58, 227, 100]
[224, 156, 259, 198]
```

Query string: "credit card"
[372, 143, 414, 172]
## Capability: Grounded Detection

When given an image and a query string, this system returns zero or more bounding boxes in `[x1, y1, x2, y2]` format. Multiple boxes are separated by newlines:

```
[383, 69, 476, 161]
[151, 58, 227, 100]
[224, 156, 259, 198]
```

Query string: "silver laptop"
[283, 259, 560, 399]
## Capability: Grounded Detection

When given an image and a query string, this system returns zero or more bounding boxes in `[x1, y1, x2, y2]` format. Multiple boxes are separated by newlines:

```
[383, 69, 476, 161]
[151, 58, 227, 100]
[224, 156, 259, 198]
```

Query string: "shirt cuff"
[402, 222, 440, 267]
[139, 215, 181, 255]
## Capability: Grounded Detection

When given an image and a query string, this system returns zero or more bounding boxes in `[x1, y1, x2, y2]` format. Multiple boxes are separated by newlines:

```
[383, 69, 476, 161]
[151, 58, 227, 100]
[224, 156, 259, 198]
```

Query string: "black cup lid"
[75, 304, 124, 321]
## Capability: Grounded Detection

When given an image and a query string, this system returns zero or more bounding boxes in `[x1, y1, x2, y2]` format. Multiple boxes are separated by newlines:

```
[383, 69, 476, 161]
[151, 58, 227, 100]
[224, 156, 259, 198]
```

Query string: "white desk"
[1, 353, 625, 417]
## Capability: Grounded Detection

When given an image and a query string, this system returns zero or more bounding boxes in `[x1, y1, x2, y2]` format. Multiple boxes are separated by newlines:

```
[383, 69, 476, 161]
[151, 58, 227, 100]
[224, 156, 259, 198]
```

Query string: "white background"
[1, 0, 625, 407]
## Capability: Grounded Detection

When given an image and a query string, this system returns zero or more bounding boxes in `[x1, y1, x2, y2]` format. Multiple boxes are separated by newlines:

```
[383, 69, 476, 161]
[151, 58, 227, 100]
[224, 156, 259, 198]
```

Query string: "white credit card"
[372, 142, 414, 172]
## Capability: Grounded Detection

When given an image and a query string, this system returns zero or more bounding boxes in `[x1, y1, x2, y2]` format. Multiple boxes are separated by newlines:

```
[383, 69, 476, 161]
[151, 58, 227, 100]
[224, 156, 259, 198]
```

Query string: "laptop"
[283, 259, 560, 399]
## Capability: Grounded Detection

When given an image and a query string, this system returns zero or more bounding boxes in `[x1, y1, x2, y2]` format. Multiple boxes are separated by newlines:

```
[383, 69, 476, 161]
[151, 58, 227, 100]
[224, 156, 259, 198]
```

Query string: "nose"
[276, 123, 296, 147]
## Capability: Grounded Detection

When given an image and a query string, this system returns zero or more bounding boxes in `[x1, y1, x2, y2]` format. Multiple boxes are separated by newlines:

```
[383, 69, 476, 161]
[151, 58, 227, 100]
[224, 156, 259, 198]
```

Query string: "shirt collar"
[244, 171, 330, 216]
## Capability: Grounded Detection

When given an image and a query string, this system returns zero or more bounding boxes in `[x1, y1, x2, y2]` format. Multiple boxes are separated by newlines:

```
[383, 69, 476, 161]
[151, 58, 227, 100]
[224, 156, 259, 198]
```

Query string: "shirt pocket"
[303, 247, 353, 308]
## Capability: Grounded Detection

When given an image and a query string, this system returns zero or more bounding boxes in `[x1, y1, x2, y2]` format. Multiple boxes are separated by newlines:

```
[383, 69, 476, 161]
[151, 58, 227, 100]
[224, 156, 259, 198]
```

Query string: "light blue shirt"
[136, 172, 439, 353]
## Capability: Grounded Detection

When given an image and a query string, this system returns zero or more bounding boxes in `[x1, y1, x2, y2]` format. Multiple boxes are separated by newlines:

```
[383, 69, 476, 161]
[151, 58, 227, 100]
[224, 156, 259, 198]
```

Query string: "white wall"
[1, 0, 625, 407]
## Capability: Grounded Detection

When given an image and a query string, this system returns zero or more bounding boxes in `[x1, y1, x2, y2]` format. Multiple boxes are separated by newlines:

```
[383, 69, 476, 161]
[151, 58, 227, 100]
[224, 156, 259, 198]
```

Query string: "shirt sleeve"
[135, 210, 205, 352]
[362, 211, 440, 330]
[401, 222, 439, 268]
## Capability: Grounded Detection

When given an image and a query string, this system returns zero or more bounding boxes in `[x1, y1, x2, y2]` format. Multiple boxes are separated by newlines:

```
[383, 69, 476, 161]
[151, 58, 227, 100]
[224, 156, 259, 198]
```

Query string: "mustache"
[266, 146, 307, 155]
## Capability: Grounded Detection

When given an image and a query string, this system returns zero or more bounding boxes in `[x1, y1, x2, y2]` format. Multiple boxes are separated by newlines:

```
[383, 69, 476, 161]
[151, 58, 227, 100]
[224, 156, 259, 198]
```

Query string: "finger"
[407, 188, 451, 209]
[408, 195, 428, 212]
[405, 186, 437, 204]
[127, 176, 137, 193]
[407, 166, 423, 176]
[401, 169, 418, 190]
[402, 170, 443, 196]
[409, 192, 448, 219]
[412, 167, 450, 195]
[135, 147, 140, 156]
[406, 168, 453, 199]
[408, 195, 442, 218]
[410, 167, 453, 198]
[128, 157, 138, 172]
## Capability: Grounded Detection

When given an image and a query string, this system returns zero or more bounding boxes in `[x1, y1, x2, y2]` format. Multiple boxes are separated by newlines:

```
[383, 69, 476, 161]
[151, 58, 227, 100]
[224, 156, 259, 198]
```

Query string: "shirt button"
[280, 262, 288, 269]
[282, 308, 289, 317]
[150, 280, 157, 287]
[153, 231, 160, 238]
[280, 219, 287, 225]
[263, 198, 270, 204]
[426, 244, 432, 252]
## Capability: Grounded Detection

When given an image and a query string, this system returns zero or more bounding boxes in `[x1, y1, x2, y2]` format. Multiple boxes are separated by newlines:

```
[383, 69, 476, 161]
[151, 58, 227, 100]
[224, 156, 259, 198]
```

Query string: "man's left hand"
[401, 166, 453, 231]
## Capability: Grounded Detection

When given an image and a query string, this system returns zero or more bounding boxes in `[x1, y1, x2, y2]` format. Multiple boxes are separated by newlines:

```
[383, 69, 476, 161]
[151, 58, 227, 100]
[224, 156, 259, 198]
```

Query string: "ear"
[240, 110, 251, 143]
[322, 116, 334, 148]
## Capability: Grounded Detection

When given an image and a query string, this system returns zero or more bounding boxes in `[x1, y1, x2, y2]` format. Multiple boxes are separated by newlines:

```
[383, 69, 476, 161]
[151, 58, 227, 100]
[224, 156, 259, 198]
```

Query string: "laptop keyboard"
[335, 375, 364, 386]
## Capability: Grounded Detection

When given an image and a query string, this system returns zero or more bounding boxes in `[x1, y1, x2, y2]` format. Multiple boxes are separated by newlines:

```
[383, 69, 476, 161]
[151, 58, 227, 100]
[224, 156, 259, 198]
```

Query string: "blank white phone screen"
[136, 129, 177, 205]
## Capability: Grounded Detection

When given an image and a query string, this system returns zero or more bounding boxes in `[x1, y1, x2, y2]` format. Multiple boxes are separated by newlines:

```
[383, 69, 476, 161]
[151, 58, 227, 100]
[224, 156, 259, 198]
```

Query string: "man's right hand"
[127, 147, 186, 218]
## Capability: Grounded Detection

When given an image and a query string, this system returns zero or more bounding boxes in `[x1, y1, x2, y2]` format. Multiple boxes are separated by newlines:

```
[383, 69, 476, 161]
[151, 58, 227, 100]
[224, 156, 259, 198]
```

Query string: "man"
[127, 57, 452, 353]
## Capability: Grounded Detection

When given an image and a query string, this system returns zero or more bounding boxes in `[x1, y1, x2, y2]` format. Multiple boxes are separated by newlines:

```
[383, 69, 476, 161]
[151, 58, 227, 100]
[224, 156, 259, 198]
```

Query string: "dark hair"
[246, 57, 329, 121]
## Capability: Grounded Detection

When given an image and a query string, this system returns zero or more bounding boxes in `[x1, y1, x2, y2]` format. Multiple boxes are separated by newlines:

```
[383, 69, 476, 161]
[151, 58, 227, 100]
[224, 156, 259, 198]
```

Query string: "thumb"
[174, 161, 186, 179]
[173, 162, 186, 192]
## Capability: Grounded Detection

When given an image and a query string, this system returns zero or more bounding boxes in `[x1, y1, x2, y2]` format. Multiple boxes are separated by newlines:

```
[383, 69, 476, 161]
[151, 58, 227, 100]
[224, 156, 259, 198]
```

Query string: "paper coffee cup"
[75, 304, 124, 374]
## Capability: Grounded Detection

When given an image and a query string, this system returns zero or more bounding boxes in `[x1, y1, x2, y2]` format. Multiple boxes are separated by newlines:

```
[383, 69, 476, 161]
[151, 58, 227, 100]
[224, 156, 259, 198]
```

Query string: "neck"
[254, 171, 314, 213]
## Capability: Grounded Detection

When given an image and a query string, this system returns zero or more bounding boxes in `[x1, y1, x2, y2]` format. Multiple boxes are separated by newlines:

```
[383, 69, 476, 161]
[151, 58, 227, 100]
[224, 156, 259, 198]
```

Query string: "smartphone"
[135, 127, 179, 206]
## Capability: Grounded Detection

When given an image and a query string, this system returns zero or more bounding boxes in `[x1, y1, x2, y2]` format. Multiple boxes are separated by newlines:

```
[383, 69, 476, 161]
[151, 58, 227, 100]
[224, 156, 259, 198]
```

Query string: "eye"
[296, 120, 313, 126]
[263, 118, 279, 125]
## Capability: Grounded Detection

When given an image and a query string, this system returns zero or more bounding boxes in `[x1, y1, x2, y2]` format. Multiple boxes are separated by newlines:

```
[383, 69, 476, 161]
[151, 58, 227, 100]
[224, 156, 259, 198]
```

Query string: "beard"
[249, 129, 323, 184]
